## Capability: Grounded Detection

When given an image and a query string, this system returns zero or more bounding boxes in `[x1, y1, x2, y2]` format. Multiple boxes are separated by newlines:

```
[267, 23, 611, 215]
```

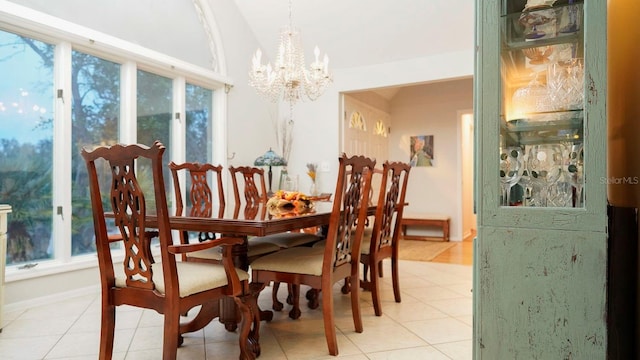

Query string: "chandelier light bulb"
[248, 0, 332, 104]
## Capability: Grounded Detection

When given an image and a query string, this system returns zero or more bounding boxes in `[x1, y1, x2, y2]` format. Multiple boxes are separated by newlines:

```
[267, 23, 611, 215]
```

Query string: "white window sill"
[5, 255, 99, 283]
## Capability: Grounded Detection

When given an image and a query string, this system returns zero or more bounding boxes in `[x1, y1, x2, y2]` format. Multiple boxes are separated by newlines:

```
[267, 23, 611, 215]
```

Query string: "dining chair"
[250, 154, 376, 356]
[358, 161, 411, 316]
[168, 162, 280, 264]
[229, 165, 323, 309]
[168, 161, 223, 259]
[311, 167, 384, 299]
[82, 141, 262, 360]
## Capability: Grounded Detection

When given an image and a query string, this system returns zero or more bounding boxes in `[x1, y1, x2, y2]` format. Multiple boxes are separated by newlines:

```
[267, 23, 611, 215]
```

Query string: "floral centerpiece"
[267, 190, 314, 217]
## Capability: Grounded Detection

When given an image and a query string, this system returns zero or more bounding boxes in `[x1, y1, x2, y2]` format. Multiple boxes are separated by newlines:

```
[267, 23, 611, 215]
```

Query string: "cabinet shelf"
[502, 110, 583, 145]
[502, 31, 581, 52]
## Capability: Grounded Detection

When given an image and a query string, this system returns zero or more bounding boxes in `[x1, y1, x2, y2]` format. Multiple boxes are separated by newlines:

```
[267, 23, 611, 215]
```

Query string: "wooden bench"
[401, 213, 450, 242]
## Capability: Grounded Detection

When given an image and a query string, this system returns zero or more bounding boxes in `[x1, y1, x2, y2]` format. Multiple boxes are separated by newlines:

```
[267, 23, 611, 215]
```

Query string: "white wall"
[205, 0, 280, 167]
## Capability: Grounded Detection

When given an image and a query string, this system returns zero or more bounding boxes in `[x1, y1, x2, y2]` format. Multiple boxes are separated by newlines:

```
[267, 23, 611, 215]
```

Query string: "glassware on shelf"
[565, 142, 584, 207]
[527, 144, 564, 206]
[500, 0, 586, 210]
[547, 61, 568, 110]
[546, 58, 584, 111]
[512, 72, 553, 118]
[565, 58, 584, 109]
[546, 170, 573, 207]
[499, 147, 524, 206]
[523, 46, 554, 65]
[558, 0, 580, 34]
[519, 3, 557, 42]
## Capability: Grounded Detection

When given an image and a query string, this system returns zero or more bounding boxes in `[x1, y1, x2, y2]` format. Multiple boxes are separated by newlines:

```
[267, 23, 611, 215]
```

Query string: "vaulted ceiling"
[232, 0, 475, 70]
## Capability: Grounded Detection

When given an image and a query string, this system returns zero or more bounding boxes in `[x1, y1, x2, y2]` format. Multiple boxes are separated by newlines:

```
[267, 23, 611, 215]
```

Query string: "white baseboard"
[4, 285, 99, 314]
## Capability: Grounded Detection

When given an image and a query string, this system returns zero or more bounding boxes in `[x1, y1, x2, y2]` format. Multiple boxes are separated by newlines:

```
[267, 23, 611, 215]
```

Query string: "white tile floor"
[0, 261, 472, 359]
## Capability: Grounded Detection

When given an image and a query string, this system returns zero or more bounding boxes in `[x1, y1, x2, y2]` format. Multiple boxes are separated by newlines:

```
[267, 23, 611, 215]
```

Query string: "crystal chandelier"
[249, 0, 332, 104]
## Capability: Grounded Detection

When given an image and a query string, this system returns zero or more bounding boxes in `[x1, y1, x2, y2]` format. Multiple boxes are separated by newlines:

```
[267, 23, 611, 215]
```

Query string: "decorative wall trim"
[192, 0, 226, 74]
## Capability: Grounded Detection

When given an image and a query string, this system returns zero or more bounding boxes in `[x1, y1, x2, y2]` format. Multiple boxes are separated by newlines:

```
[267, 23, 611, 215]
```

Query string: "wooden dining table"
[137, 200, 337, 328]
[137, 198, 386, 336]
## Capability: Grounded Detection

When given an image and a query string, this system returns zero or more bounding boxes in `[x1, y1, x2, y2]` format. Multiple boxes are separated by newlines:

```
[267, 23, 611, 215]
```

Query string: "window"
[183, 84, 215, 209]
[71, 50, 121, 256]
[0, 30, 55, 266]
[0, 24, 225, 272]
[137, 70, 173, 153]
[185, 83, 213, 164]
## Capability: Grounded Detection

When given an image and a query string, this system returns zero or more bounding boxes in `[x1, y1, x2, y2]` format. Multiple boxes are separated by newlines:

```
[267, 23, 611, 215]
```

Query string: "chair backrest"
[168, 162, 225, 219]
[346, 167, 382, 228]
[228, 166, 268, 219]
[370, 161, 411, 253]
[81, 141, 174, 293]
[324, 154, 376, 272]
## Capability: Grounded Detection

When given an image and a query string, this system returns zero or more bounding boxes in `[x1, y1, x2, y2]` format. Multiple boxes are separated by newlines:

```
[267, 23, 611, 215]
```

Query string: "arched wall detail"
[192, 0, 227, 75]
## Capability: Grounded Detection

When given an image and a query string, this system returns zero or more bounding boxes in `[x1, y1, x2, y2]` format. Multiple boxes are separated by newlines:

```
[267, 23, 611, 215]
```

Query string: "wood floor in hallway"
[430, 229, 475, 266]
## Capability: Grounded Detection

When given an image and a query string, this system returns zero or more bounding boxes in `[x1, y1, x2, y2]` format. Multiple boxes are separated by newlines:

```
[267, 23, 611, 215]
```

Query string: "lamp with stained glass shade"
[254, 148, 287, 196]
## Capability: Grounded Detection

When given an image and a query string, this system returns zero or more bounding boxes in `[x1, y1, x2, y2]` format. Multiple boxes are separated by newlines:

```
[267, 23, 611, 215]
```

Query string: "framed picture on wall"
[410, 135, 433, 167]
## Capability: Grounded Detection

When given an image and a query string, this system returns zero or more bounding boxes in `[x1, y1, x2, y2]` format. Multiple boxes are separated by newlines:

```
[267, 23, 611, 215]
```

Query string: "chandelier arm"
[248, 0, 332, 105]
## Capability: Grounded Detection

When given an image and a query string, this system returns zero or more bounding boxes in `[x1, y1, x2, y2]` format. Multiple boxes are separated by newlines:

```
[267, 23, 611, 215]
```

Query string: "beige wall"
[345, 78, 474, 240]
[388, 78, 474, 240]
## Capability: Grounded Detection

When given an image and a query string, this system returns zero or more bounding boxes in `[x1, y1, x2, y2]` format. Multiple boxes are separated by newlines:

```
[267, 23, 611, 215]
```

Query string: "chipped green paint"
[474, 0, 608, 358]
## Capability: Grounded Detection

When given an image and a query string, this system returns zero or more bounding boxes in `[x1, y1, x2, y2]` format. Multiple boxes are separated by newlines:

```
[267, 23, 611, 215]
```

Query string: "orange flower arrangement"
[267, 190, 314, 216]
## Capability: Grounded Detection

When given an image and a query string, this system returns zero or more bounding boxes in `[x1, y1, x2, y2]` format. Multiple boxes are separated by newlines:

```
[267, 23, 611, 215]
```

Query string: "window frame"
[0, 3, 231, 281]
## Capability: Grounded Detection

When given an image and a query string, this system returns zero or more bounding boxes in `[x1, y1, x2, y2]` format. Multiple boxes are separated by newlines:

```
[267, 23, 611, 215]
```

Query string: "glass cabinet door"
[499, 0, 584, 208]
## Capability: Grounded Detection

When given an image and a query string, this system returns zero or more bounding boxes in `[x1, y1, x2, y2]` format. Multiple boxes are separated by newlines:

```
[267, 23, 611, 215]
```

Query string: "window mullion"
[173, 77, 186, 164]
[120, 61, 137, 144]
[53, 41, 73, 262]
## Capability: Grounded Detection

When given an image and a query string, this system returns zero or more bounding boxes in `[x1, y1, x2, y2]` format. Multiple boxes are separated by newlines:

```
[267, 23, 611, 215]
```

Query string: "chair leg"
[288, 284, 302, 319]
[306, 288, 320, 309]
[271, 281, 284, 311]
[370, 260, 383, 316]
[349, 273, 364, 333]
[378, 261, 384, 277]
[321, 282, 339, 356]
[341, 277, 350, 294]
[362, 263, 370, 282]
[286, 283, 294, 305]
[99, 304, 116, 360]
[163, 310, 181, 360]
[392, 256, 401, 303]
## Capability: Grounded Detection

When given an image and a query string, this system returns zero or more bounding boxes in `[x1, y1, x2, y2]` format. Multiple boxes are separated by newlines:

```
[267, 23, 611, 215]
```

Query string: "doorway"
[459, 111, 476, 239]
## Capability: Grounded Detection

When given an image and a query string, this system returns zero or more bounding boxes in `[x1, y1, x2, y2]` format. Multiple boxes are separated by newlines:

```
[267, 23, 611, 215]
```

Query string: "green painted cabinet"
[474, 0, 607, 358]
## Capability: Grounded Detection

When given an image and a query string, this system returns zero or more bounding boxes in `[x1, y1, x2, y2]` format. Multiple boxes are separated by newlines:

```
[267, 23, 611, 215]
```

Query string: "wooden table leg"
[219, 236, 250, 331]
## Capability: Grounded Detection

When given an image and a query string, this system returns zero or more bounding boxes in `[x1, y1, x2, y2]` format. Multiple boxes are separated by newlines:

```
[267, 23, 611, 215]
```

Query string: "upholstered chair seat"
[114, 262, 250, 297]
[187, 241, 282, 262]
[250, 246, 325, 276]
